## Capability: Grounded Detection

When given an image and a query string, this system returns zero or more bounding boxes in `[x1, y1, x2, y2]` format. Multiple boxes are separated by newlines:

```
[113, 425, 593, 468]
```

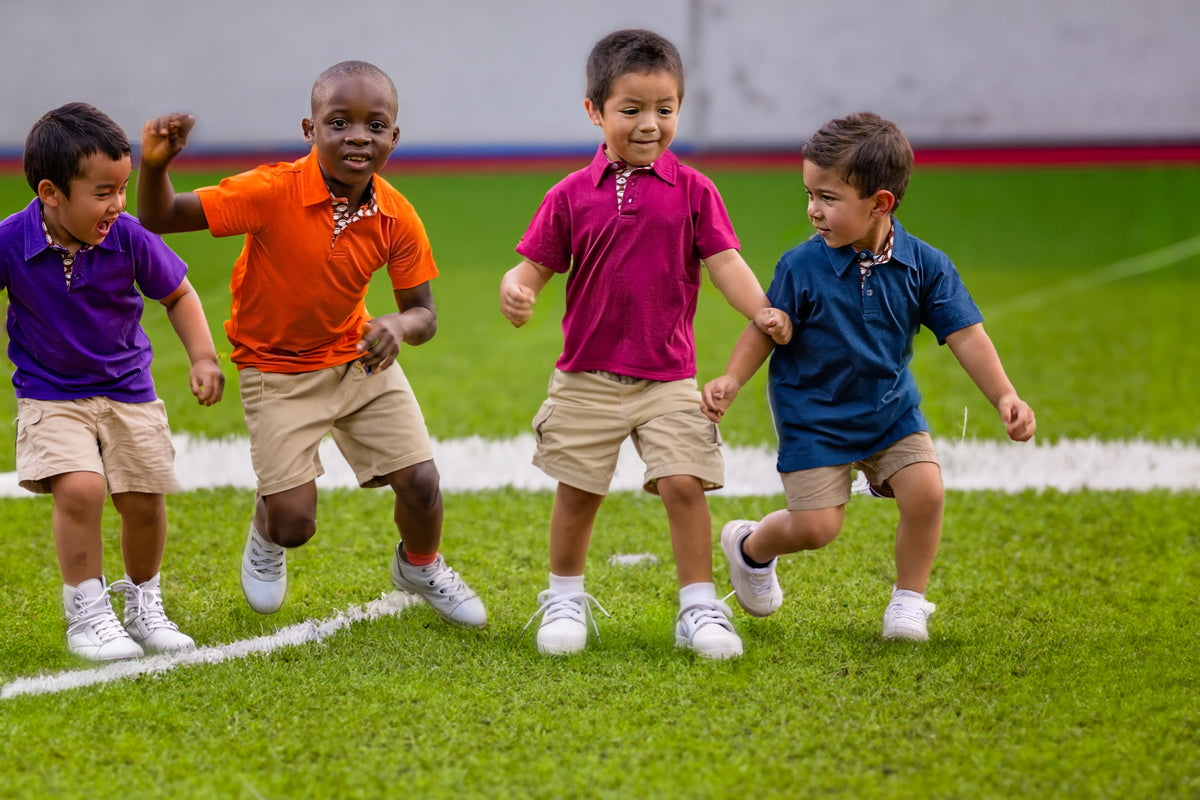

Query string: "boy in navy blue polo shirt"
[702, 112, 1035, 641]
[0, 103, 225, 661]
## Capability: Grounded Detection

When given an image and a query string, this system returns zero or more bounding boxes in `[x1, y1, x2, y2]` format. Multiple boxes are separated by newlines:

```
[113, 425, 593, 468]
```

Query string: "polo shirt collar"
[586, 143, 678, 187]
[827, 217, 914, 276]
[297, 145, 401, 218]
[21, 198, 123, 262]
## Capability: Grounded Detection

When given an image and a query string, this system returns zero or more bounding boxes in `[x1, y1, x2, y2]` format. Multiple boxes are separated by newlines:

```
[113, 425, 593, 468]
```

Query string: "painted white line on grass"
[0, 435, 1196, 497]
[990, 234, 1200, 318]
[0, 591, 419, 700]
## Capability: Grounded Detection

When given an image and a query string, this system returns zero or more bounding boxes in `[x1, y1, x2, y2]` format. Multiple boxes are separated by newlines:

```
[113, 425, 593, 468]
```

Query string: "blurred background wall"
[1, 0, 1197, 156]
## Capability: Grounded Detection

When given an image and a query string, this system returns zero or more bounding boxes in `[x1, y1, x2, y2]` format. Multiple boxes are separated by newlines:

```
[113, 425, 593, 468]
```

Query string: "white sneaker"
[241, 523, 287, 614]
[63, 578, 143, 661]
[390, 547, 487, 629]
[118, 574, 196, 654]
[720, 520, 783, 617]
[675, 598, 743, 659]
[882, 586, 936, 641]
[522, 589, 610, 655]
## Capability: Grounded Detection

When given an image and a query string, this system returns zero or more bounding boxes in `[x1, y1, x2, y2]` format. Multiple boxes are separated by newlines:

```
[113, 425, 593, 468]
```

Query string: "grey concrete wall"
[1, 0, 1197, 154]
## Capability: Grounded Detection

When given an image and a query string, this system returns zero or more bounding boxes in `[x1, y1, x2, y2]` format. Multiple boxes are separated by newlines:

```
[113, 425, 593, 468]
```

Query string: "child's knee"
[265, 504, 317, 548]
[389, 460, 442, 510]
[786, 507, 843, 548]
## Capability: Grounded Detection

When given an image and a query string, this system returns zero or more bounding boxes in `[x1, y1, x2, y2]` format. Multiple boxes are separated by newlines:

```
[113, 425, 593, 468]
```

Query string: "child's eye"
[330, 119, 348, 129]
[369, 121, 388, 132]
[657, 107, 675, 117]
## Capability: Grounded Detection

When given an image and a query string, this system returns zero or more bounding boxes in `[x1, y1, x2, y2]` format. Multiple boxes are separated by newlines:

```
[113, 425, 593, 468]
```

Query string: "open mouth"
[344, 153, 372, 165]
[97, 219, 113, 236]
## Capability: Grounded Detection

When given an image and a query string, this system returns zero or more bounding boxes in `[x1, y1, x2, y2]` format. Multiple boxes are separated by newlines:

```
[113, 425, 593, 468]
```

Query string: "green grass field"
[0, 163, 1198, 799]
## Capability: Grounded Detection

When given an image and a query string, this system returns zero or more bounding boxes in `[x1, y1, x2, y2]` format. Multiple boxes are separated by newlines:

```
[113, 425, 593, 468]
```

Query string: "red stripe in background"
[0, 144, 1196, 174]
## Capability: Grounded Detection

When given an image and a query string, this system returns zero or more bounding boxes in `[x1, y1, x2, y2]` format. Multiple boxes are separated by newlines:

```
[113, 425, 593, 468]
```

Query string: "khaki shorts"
[239, 362, 434, 495]
[780, 431, 939, 510]
[531, 369, 724, 496]
[15, 397, 180, 495]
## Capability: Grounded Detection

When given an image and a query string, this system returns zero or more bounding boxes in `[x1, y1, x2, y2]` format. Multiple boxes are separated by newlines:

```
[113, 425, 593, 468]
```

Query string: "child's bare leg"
[253, 481, 318, 548]
[549, 482, 604, 575]
[656, 474, 712, 587]
[744, 505, 845, 563]
[886, 461, 944, 593]
[111, 491, 167, 584]
[385, 460, 443, 556]
[50, 471, 107, 585]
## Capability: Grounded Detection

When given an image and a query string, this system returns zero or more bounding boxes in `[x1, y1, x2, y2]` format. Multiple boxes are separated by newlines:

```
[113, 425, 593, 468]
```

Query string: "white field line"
[988, 233, 1200, 319]
[1, 591, 419, 700]
[2, 434, 1196, 497]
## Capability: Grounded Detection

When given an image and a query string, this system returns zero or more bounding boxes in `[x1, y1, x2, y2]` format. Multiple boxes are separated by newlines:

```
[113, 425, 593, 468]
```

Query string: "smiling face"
[802, 160, 894, 254]
[585, 69, 680, 167]
[302, 72, 400, 201]
[38, 152, 130, 253]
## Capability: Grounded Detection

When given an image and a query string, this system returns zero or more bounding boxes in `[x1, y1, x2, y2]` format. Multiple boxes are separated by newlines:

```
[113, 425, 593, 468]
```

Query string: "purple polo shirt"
[0, 199, 188, 402]
[516, 145, 741, 381]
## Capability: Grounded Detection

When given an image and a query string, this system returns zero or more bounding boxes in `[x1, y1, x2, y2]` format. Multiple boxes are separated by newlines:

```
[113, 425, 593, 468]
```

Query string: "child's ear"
[584, 99, 603, 127]
[301, 118, 315, 145]
[871, 190, 897, 217]
[36, 179, 62, 207]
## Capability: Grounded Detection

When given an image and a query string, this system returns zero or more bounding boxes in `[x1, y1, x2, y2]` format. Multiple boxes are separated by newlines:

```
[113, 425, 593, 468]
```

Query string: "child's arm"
[700, 322, 776, 423]
[704, 249, 791, 344]
[355, 282, 438, 373]
[136, 114, 210, 234]
[160, 278, 224, 406]
[945, 322, 1036, 442]
[499, 259, 555, 328]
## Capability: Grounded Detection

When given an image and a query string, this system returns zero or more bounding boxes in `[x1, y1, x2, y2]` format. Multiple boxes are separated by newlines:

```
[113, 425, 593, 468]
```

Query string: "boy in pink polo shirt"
[500, 29, 791, 659]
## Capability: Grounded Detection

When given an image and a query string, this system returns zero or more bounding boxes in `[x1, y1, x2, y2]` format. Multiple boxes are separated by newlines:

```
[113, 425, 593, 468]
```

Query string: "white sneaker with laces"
[882, 586, 936, 641]
[63, 578, 143, 661]
[522, 589, 610, 655]
[241, 523, 287, 614]
[118, 574, 196, 653]
[720, 520, 783, 617]
[675, 597, 743, 659]
[390, 547, 488, 629]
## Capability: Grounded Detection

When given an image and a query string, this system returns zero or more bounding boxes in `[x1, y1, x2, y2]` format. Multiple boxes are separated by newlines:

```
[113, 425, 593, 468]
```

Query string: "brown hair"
[802, 112, 913, 209]
[586, 29, 684, 110]
[24, 103, 130, 198]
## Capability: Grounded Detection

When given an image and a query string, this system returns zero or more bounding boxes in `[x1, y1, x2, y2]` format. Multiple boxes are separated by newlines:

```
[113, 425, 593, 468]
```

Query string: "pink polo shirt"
[516, 145, 740, 381]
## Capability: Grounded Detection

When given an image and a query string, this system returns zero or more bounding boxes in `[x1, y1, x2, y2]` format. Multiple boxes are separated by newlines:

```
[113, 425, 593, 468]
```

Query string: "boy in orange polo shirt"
[136, 60, 487, 628]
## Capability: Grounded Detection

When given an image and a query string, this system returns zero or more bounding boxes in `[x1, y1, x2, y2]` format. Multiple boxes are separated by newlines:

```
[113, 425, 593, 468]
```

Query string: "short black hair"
[802, 112, 914, 209]
[23, 103, 130, 198]
[586, 29, 684, 111]
[311, 60, 398, 117]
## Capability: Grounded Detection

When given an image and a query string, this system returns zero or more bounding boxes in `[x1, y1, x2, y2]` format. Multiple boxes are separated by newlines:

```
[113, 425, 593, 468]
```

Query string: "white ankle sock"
[679, 582, 717, 609]
[548, 573, 584, 595]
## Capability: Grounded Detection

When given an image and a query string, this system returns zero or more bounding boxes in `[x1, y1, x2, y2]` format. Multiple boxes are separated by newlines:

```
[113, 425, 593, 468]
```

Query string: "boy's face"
[802, 161, 893, 253]
[302, 74, 400, 197]
[585, 70, 680, 167]
[38, 152, 130, 253]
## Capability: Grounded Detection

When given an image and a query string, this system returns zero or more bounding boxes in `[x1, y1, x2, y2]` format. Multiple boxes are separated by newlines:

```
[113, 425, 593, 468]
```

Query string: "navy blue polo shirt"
[765, 219, 983, 472]
[0, 199, 187, 402]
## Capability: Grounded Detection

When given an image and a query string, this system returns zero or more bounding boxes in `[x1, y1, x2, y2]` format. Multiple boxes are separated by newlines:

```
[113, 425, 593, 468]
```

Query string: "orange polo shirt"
[195, 147, 438, 372]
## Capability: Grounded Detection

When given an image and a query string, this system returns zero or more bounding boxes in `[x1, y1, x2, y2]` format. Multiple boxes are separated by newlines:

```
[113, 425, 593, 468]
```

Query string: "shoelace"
[66, 588, 127, 643]
[111, 579, 181, 633]
[411, 557, 472, 600]
[247, 534, 285, 579]
[521, 590, 611, 642]
[743, 563, 777, 597]
[679, 598, 735, 634]
[886, 600, 931, 627]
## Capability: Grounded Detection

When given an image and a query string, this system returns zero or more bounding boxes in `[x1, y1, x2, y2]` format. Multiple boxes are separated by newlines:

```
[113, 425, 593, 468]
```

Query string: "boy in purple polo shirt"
[702, 112, 1036, 641]
[0, 103, 225, 661]
[500, 29, 791, 659]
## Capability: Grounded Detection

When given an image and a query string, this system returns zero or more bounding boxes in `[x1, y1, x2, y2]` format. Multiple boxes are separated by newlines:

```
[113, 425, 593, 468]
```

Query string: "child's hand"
[189, 358, 225, 406]
[754, 307, 792, 345]
[701, 376, 742, 422]
[500, 275, 537, 327]
[141, 114, 195, 169]
[998, 394, 1036, 442]
[357, 316, 402, 374]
